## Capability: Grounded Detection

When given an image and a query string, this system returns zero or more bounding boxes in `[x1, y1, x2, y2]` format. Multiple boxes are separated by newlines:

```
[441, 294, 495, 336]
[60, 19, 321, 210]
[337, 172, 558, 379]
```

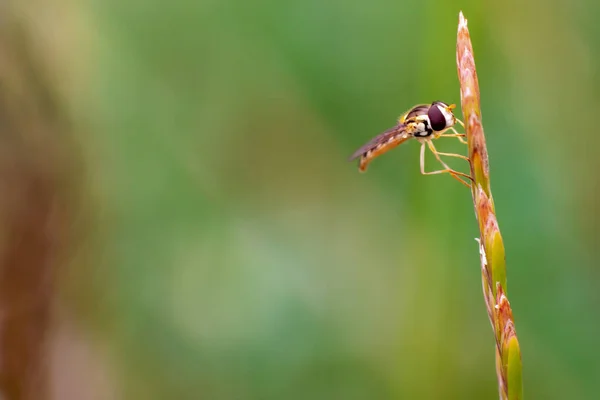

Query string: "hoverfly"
[348, 101, 472, 186]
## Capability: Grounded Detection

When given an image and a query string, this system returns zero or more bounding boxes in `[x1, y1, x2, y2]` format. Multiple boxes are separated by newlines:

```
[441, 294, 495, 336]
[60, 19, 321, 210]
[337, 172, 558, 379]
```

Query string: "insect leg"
[450, 127, 468, 144]
[419, 141, 471, 187]
[439, 128, 468, 144]
[439, 133, 468, 144]
[451, 119, 469, 144]
[427, 141, 473, 185]
[435, 150, 470, 161]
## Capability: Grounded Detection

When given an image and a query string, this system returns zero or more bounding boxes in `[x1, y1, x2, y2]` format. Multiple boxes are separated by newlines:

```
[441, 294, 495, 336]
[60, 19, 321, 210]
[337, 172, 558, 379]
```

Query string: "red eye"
[428, 105, 446, 131]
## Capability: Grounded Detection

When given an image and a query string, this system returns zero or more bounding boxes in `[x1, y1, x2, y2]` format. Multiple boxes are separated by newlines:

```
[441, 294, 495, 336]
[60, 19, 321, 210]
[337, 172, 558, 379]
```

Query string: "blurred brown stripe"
[0, 5, 77, 399]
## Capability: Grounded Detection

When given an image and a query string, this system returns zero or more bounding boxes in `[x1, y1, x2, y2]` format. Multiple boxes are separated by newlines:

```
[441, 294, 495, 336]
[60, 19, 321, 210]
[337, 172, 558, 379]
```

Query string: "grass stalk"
[456, 11, 523, 400]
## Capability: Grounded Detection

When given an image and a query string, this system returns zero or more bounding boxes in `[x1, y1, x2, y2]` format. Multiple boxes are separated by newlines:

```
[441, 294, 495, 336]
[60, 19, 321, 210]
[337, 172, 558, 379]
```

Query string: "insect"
[348, 101, 472, 186]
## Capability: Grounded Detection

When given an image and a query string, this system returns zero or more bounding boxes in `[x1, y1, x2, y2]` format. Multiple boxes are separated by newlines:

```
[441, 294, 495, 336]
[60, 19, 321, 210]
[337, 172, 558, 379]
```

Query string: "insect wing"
[348, 125, 407, 162]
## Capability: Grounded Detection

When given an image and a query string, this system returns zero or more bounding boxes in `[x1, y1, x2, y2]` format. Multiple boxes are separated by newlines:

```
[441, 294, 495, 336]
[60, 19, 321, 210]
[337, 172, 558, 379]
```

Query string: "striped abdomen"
[348, 125, 411, 172]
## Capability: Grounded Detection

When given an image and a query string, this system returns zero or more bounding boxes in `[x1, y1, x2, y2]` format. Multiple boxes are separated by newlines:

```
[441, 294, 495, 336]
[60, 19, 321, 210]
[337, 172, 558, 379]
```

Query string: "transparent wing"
[348, 125, 407, 161]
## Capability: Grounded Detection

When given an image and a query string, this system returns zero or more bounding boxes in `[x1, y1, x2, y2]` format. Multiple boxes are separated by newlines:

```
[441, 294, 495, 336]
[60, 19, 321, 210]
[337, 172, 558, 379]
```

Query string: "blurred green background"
[15, 0, 600, 398]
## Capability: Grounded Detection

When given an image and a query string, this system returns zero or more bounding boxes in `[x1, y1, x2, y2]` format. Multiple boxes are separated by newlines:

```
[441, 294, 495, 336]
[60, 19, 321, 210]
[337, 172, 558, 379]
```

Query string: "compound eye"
[428, 104, 447, 131]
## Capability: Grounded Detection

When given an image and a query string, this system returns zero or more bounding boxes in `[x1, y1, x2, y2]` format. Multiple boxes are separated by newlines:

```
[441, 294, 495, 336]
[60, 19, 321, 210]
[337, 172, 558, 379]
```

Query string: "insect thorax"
[407, 118, 432, 138]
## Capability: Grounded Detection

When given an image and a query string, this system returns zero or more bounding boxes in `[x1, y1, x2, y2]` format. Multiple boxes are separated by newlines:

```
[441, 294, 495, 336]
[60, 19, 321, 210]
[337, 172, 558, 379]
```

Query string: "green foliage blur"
[61, 0, 600, 398]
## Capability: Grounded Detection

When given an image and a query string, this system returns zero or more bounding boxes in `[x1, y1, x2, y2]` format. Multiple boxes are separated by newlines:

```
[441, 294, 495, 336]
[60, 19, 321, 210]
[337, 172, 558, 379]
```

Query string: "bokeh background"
[2, 0, 600, 399]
